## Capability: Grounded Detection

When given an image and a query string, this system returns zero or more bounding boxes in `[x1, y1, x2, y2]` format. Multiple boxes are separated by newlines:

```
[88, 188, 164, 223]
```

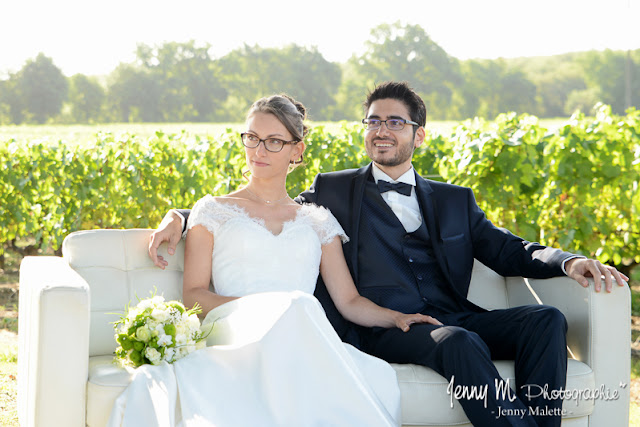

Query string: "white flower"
[164, 347, 175, 362]
[127, 307, 142, 318]
[176, 323, 187, 336]
[145, 347, 162, 365]
[157, 334, 173, 347]
[185, 314, 200, 330]
[169, 310, 181, 322]
[147, 319, 159, 330]
[151, 308, 170, 322]
[175, 333, 187, 346]
[150, 295, 165, 305]
[137, 299, 154, 310]
[136, 326, 151, 342]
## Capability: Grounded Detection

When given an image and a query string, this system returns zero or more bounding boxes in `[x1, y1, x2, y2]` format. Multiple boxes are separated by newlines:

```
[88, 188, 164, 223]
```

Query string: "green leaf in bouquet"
[168, 301, 186, 314]
[118, 334, 134, 351]
[130, 350, 142, 366]
[164, 323, 177, 337]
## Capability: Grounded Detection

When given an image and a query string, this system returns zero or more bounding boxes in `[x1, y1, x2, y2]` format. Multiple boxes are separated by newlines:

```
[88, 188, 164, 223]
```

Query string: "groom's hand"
[565, 258, 629, 293]
[149, 210, 183, 269]
[395, 313, 443, 332]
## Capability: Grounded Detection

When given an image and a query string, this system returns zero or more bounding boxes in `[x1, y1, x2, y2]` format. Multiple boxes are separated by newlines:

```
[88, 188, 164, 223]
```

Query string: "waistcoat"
[356, 179, 463, 316]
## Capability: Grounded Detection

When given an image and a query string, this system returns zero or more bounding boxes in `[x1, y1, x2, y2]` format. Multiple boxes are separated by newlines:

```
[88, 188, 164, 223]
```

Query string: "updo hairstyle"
[246, 94, 309, 143]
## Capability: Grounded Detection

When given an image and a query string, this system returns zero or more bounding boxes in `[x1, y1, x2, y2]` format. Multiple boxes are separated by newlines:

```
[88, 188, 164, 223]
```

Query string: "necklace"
[244, 187, 290, 205]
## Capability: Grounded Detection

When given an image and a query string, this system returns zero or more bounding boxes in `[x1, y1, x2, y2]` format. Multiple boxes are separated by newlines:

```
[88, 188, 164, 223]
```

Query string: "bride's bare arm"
[183, 225, 239, 317]
[319, 237, 441, 331]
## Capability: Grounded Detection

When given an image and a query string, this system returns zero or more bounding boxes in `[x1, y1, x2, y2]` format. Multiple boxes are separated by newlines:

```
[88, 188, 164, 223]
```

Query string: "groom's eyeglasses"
[241, 133, 299, 153]
[362, 118, 419, 131]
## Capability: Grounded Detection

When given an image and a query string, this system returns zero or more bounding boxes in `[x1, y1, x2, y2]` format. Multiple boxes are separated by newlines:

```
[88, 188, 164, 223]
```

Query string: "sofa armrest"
[506, 275, 630, 426]
[18, 256, 91, 427]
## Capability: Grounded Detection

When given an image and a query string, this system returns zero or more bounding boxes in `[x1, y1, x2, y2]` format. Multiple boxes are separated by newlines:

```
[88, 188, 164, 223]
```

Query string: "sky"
[1, 0, 638, 78]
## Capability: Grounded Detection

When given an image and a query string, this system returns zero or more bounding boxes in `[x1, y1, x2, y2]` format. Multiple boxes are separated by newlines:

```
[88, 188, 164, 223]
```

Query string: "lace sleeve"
[185, 195, 222, 237]
[301, 204, 349, 246]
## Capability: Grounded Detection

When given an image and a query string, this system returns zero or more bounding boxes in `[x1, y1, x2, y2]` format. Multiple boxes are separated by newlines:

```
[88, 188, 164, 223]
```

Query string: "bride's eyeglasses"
[241, 133, 300, 153]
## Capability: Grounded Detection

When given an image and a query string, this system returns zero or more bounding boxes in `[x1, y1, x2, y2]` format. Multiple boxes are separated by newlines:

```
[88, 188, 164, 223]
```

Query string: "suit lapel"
[414, 173, 454, 286]
[349, 164, 372, 283]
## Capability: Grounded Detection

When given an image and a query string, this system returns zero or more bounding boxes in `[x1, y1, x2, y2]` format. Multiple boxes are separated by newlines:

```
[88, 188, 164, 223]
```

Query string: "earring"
[290, 154, 304, 164]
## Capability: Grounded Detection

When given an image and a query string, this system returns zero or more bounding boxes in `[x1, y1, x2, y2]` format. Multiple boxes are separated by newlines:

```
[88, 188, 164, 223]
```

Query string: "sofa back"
[62, 229, 509, 357]
[63, 229, 185, 356]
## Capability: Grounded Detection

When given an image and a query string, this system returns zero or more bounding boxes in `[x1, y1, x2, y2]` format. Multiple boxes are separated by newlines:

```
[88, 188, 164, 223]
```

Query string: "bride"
[109, 94, 441, 426]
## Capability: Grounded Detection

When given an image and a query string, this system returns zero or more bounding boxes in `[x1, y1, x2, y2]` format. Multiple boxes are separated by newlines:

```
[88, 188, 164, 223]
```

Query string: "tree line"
[0, 22, 638, 125]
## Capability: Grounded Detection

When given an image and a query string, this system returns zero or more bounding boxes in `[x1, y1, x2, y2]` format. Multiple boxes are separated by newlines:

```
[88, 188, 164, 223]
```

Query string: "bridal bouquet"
[113, 295, 206, 367]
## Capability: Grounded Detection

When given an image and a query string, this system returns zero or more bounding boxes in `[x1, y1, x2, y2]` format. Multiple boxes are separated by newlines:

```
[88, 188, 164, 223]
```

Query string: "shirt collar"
[371, 163, 416, 187]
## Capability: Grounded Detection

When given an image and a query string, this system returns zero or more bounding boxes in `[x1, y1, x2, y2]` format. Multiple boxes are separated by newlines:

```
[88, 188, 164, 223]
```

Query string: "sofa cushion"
[87, 356, 593, 427]
[86, 356, 134, 427]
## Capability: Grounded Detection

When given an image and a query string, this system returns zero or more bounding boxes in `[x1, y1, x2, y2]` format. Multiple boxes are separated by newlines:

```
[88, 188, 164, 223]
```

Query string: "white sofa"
[18, 229, 631, 426]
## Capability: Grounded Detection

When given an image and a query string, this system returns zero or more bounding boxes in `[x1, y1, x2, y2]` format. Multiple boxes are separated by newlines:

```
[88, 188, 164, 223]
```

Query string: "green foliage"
[1, 109, 639, 274]
[134, 41, 227, 122]
[355, 22, 462, 121]
[538, 105, 640, 268]
[16, 53, 68, 124]
[67, 74, 106, 123]
[437, 113, 548, 239]
[459, 59, 539, 119]
[216, 44, 341, 121]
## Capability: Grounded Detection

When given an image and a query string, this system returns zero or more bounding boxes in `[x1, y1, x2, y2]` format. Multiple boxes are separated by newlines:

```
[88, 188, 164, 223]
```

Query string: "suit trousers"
[361, 304, 568, 427]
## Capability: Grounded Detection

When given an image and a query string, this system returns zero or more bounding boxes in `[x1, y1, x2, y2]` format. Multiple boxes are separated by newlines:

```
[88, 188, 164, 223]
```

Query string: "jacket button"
[404, 234, 411, 239]
[408, 258, 414, 263]
[417, 275, 423, 280]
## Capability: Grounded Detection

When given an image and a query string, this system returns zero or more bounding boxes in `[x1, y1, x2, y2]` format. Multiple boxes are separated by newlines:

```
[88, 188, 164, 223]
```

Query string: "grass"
[0, 122, 242, 146]
[0, 344, 18, 427]
[0, 121, 349, 146]
[632, 403, 640, 427]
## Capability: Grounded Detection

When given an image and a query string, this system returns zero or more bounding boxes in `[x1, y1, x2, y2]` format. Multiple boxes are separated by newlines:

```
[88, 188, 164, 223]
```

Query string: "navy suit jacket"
[295, 163, 574, 341]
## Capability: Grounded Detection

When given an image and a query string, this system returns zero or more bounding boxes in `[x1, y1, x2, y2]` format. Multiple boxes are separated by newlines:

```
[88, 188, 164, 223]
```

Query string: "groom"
[149, 81, 628, 426]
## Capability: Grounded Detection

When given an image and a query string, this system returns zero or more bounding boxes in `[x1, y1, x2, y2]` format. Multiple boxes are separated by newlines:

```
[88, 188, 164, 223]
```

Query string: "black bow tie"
[377, 180, 413, 196]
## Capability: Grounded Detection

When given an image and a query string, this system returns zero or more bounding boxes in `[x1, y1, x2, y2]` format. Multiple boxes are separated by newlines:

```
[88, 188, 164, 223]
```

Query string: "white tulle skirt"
[108, 291, 401, 426]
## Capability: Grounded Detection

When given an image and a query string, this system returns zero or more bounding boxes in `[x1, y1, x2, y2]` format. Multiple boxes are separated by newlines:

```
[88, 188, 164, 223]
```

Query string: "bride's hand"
[395, 313, 442, 332]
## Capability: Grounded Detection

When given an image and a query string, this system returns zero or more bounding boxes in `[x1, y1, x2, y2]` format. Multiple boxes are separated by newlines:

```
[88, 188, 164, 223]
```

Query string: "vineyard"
[1, 104, 639, 274]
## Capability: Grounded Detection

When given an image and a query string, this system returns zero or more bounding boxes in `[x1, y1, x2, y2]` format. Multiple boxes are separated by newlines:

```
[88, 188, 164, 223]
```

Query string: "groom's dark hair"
[363, 81, 427, 127]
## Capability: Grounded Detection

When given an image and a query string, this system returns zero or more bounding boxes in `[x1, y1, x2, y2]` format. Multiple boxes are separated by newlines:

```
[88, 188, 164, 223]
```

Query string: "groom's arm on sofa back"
[149, 208, 191, 268]
[176, 209, 191, 233]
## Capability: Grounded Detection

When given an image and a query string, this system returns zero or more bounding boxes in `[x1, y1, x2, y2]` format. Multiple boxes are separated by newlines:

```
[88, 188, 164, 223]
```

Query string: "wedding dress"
[108, 195, 401, 427]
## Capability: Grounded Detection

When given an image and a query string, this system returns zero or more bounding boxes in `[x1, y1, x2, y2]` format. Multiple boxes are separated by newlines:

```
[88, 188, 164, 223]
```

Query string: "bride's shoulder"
[298, 203, 334, 221]
[193, 195, 244, 213]
[298, 203, 349, 244]
[188, 195, 247, 234]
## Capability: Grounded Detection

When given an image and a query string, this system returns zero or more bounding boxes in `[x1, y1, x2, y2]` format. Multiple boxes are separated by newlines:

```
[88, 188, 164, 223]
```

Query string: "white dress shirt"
[371, 163, 422, 233]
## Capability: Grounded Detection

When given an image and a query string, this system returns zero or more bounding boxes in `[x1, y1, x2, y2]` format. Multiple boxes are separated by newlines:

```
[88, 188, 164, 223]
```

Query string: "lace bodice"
[186, 195, 348, 297]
